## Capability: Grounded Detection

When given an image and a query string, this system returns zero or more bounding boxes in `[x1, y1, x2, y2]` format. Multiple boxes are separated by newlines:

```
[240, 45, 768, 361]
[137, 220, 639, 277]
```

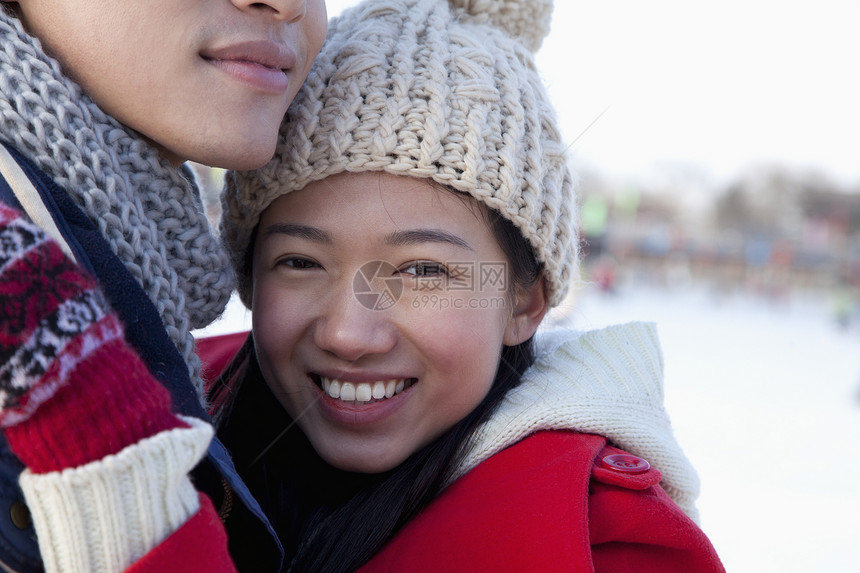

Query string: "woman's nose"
[312, 284, 398, 362]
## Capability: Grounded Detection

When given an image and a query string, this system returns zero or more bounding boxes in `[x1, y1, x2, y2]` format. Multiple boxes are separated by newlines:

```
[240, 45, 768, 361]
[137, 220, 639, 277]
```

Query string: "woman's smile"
[315, 375, 417, 403]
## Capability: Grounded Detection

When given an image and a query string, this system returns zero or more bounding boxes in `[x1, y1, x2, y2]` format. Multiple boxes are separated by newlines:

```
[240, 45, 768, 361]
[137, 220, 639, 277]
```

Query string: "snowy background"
[559, 285, 860, 572]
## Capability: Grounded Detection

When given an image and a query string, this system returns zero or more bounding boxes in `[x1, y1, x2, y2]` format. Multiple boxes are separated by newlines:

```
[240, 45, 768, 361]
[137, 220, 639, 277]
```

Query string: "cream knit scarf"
[452, 322, 703, 523]
[0, 11, 234, 400]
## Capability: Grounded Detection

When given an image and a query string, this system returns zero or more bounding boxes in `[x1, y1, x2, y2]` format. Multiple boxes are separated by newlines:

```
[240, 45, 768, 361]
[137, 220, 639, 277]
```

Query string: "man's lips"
[201, 39, 297, 70]
[201, 40, 297, 93]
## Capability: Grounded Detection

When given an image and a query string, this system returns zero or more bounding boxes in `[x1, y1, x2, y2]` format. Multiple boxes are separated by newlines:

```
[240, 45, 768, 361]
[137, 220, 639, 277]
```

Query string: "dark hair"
[210, 204, 543, 572]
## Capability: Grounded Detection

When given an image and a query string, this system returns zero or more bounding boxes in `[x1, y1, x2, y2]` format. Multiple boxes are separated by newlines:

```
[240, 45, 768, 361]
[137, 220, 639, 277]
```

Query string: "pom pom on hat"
[448, 0, 554, 52]
[222, 0, 578, 308]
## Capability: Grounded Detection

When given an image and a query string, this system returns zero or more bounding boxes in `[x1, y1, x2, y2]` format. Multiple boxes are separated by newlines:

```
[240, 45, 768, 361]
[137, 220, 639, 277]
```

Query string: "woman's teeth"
[320, 377, 413, 403]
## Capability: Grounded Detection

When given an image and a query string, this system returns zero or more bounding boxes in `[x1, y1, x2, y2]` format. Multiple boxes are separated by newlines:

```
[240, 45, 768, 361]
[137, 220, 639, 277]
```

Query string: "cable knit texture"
[450, 322, 702, 522]
[222, 0, 577, 307]
[0, 10, 234, 398]
[18, 417, 212, 573]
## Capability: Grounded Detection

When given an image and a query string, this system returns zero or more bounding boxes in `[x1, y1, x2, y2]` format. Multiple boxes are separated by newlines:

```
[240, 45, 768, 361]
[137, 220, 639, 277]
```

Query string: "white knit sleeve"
[18, 416, 213, 573]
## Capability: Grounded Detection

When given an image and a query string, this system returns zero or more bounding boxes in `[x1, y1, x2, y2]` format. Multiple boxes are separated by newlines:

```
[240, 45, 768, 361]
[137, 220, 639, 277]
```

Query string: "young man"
[0, 1, 326, 570]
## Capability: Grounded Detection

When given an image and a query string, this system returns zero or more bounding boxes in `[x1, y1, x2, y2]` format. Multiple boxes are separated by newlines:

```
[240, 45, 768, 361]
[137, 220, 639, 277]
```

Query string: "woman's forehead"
[263, 172, 488, 229]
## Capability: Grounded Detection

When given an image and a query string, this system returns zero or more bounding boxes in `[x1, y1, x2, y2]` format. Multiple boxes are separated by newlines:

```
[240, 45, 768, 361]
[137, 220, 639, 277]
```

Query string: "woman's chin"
[319, 449, 404, 475]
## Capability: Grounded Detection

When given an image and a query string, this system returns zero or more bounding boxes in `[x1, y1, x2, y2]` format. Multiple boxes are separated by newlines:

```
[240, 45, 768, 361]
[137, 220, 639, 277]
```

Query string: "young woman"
[0, 0, 326, 570]
[210, 0, 726, 570]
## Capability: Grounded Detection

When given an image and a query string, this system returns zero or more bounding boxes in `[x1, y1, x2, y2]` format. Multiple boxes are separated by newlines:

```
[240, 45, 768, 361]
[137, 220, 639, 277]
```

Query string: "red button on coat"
[600, 454, 651, 474]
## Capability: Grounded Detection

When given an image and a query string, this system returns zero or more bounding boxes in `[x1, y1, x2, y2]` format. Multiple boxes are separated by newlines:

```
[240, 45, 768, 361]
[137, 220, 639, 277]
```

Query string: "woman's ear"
[503, 275, 548, 346]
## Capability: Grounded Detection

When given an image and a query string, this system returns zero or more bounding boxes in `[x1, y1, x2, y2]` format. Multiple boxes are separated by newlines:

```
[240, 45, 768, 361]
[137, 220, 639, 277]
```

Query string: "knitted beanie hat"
[222, 0, 577, 308]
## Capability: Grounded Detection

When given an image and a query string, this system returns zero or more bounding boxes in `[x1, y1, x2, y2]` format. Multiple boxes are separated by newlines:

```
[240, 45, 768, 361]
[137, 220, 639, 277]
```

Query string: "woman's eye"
[401, 261, 447, 277]
[277, 257, 320, 270]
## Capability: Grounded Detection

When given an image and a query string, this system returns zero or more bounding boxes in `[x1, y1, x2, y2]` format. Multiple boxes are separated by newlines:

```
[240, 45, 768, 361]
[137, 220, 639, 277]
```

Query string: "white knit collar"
[0, 11, 234, 398]
[450, 322, 702, 522]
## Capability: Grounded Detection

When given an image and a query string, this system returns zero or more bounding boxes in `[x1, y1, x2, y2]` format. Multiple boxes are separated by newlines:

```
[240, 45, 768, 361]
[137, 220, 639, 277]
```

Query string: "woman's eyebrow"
[261, 223, 333, 244]
[384, 229, 473, 251]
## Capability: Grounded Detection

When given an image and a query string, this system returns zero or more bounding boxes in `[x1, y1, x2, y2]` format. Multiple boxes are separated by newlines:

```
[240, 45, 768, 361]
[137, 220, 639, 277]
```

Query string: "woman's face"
[7, 0, 326, 169]
[251, 171, 544, 473]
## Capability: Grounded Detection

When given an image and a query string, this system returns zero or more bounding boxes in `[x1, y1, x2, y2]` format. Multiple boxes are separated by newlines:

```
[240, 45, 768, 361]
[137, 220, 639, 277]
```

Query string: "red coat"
[191, 333, 723, 572]
[359, 431, 724, 573]
[198, 330, 250, 388]
[126, 495, 236, 572]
